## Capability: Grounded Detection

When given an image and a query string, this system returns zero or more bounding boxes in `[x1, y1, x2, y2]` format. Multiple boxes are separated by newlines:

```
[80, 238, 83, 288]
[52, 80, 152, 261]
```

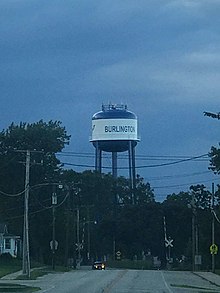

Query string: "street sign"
[116, 251, 121, 260]
[50, 240, 58, 250]
[116, 251, 121, 257]
[165, 238, 173, 248]
[210, 244, 218, 255]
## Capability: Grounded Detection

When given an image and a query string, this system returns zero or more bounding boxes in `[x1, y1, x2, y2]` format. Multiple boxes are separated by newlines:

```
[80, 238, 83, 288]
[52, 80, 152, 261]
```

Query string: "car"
[92, 261, 106, 270]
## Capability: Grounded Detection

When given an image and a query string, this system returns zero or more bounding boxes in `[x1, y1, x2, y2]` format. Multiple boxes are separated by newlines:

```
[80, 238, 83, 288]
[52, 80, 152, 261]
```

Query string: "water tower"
[90, 103, 140, 199]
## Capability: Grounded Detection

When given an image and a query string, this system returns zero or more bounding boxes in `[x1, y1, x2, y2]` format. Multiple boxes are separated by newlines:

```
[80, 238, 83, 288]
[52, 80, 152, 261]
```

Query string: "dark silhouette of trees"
[0, 120, 217, 270]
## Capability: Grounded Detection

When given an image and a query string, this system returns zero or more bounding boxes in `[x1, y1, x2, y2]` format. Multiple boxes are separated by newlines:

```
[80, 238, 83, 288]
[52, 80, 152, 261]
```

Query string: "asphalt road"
[2, 268, 220, 293]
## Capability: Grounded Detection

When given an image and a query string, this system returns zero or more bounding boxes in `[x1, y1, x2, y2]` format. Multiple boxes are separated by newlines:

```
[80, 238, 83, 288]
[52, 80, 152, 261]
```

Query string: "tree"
[162, 192, 192, 261]
[0, 120, 70, 262]
[0, 120, 70, 191]
[135, 174, 155, 204]
[189, 184, 212, 209]
[209, 146, 220, 174]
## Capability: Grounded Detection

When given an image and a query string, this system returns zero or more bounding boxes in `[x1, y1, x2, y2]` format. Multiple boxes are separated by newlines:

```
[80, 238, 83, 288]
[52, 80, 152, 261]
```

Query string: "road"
[2, 268, 220, 293]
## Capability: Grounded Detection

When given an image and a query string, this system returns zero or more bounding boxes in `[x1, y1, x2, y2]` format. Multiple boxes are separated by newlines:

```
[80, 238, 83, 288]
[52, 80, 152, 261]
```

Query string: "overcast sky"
[1, 0, 220, 201]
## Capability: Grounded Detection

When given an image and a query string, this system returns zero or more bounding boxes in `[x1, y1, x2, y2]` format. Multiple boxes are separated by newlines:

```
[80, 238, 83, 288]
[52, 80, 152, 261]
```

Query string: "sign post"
[165, 237, 173, 263]
[210, 243, 218, 273]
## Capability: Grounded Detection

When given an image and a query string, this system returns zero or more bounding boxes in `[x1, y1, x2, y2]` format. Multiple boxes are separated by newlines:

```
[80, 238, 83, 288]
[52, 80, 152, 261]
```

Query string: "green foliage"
[0, 120, 217, 271]
[189, 184, 211, 209]
[209, 146, 220, 174]
[0, 283, 40, 292]
[0, 255, 21, 278]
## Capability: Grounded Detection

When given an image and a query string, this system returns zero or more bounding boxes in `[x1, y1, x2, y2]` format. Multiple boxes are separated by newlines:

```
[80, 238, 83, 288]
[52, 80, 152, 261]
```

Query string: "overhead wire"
[145, 171, 212, 181]
[152, 177, 220, 190]
[57, 151, 210, 161]
[0, 151, 215, 209]
[60, 153, 209, 170]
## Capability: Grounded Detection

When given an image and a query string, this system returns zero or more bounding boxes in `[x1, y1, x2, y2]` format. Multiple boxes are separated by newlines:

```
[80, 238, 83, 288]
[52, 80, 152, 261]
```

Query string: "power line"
[0, 188, 26, 197]
[57, 151, 210, 161]
[145, 171, 212, 181]
[0, 182, 64, 198]
[152, 177, 220, 190]
[60, 153, 209, 170]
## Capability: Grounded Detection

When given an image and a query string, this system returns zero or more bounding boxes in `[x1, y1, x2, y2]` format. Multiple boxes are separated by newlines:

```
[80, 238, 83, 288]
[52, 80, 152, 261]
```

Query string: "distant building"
[0, 224, 20, 258]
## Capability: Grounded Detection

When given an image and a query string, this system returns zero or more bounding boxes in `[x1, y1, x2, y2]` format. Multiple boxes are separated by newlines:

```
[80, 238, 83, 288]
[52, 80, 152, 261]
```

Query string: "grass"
[16, 265, 71, 280]
[0, 259, 21, 278]
[214, 269, 220, 276]
[0, 258, 41, 292]
[0, 258, 71, 292]
[0, 283, 40, 292]
[0, 266, 20, 278]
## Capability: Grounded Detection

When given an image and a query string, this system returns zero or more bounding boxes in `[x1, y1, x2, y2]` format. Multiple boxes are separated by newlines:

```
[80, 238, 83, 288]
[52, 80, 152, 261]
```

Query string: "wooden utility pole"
[22, 150, 31, 278]
[212, 182, 215, 273]
[76, 208, 81, 266]
[191, 192, 196, 272]
[51, 187, 57, 270]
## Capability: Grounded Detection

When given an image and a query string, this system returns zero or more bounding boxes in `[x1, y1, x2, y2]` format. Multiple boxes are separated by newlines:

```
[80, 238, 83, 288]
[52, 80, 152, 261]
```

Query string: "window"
[5, 239, 11, 250]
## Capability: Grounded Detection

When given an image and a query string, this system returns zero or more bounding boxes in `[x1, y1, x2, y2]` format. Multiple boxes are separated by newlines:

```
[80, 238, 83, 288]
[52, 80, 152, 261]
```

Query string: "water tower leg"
[131, 143, 136, 190]
[112, 152, 117, 178]
[95, 142, 102, 173]
[128, 143, 132, 186]
[128, 141, 136, 204]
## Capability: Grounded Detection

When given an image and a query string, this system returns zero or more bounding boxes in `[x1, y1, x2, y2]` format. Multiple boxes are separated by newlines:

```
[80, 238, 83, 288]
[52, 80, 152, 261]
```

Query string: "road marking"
[102, 270, 128, 293]
[161, 271, 173, 293]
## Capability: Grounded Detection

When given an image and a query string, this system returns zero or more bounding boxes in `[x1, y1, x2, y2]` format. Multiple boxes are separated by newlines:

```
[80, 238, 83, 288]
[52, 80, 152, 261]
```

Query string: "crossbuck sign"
[165, 238, 173, 248]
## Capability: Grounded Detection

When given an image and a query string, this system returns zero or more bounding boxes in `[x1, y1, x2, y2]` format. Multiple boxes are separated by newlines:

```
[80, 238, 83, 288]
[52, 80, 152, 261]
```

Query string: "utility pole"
[76, 208, 81, 266]
[51, 188, 57, 270]
[86, 207, 91, 262]
[19, 148, 43, 277]
[211, 182, 215, 273]
[64, 185, 70, 267]
[191, 192, 196, 272]
[22, 150, 31, 278]
[195, 213, 199, 271]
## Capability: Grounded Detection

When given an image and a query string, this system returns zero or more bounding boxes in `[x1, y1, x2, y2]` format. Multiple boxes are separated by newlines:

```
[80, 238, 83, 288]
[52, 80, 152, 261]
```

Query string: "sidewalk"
[1, 266, 47, 280]
[1, 270, 23, 280]
[194, 271, 220, 287]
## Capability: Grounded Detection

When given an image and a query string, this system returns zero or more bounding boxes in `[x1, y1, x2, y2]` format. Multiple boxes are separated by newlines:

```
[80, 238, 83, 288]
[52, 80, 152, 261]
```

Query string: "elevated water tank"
[90, 104, 139, 152]
[90, 103, 140, 204]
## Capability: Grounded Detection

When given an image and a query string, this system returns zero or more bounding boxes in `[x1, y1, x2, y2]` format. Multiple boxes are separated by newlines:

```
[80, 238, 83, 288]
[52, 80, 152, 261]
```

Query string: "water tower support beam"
[112, 152, 117, 178]
[131, 143, 136, 191]
[95, 142, 102, 173]
[128, 141, 136, 204]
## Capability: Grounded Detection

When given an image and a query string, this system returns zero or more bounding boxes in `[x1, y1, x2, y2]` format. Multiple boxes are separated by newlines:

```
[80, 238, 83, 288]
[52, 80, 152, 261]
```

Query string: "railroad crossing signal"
[165, 238, 173, 248]
[210, 244, 218, 255]
[75, 243, 83, 251]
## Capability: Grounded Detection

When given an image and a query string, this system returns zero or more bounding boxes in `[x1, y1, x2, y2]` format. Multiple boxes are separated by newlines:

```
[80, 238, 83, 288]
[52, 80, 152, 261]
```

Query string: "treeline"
[0, 120, 220, 270]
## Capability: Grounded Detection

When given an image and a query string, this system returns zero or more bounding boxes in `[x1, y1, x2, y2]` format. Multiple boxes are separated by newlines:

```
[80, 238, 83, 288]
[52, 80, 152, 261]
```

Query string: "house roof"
[0, 224, 8, 234]
[0, 224, 20, 238]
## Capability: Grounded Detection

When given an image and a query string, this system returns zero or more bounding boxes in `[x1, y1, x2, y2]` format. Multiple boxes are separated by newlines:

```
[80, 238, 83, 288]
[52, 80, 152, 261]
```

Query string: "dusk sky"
[1, 0, 220, 201]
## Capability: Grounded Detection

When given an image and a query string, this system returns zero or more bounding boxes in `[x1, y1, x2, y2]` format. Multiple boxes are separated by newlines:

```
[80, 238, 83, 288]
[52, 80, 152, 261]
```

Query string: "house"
[0, 224, 21, 258]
